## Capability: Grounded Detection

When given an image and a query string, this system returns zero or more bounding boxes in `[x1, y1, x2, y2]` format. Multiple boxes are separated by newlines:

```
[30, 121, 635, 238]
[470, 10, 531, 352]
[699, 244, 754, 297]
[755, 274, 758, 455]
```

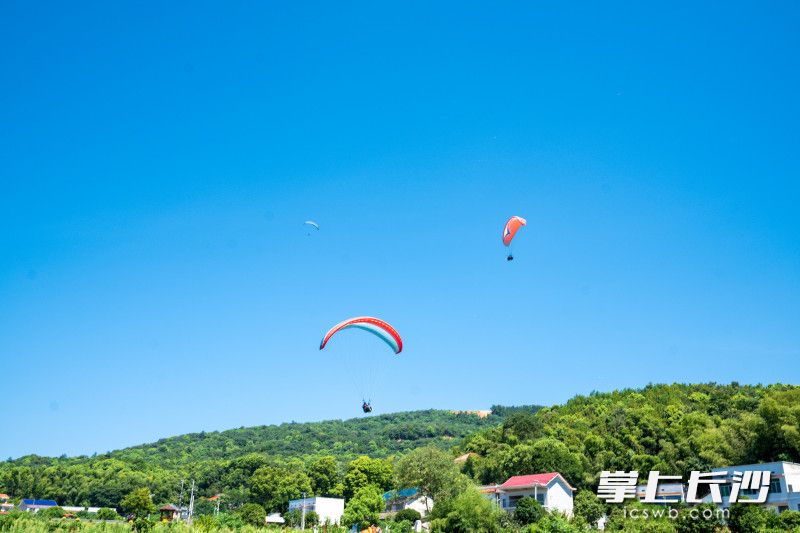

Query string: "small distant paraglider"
[319, 316, 402, 413]
[304, 220, 320, 236]
[502, 215, 527, 261]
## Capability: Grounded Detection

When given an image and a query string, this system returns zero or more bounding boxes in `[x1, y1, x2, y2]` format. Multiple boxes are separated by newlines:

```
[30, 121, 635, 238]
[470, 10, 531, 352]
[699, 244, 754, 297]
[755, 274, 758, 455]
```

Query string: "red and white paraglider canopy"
[319, 316, 403, 354]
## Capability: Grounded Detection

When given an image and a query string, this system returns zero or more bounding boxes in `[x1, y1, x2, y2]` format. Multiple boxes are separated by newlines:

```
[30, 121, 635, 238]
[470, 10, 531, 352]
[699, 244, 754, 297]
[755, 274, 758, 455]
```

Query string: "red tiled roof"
[501, 473, 559, 488]
[0, 494, 9, 500]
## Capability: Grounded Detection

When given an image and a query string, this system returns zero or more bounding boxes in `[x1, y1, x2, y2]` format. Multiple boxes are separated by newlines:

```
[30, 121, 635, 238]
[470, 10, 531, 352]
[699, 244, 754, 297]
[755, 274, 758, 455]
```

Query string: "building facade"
[288, 496, 344, 525]
[635, 482, 686, 503]
[701, 461, 800, 512]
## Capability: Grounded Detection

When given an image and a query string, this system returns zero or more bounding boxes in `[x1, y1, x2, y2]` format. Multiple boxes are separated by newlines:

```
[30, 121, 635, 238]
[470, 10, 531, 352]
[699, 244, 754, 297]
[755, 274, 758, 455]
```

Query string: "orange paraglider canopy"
[502, 216, 527, 246]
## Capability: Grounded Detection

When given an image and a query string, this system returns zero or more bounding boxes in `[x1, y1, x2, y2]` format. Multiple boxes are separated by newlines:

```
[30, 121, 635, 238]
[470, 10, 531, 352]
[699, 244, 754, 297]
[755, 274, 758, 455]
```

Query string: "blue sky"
[1, 1, 798, 459]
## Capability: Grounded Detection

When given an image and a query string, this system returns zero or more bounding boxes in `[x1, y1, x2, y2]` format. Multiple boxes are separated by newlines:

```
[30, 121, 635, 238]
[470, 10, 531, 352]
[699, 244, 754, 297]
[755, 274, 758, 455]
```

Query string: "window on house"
[720, 485, 731, 497]
[536, 493, 545, 505]
[769, 480, 782, 494]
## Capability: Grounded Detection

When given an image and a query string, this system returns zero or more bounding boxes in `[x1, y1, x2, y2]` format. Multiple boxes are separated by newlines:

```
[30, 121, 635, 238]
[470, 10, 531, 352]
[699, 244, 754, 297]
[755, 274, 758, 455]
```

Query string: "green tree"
[573, 490, 604, 526]
[675, 503, 722, 533]
[38, 506, 66, 519]
[502, 411, 543, 441]
[727, 503, 772, 533]
[222, 453, 271, 489]
[132, 517, 154, 532]
[344, 456, 393, 499]
[779, 510, 800, 530]
[249, 465, 312, 512]
[95, 507, 119, 520]
[394, 508, 422, 523]
[393, 519, 414, 533]
[284, 508, 319, 527]
[236, 502, 266, 527]
[193, 515, 218, 532]
[308, 456, 343, 497]
[395, 446, 470, 510]
[342, 485, 384, 528]
[217, 512, 245, 529]
[221, 486, 250, 509]
[120, 487, 155, 519]
[513, 496, 544, 525]
[4, 467, 34, 498]
[528, 512, 583, 533]
[500, 439, 583, 486]
[192, 497, 217, 516]
[430, 487, 504, 533]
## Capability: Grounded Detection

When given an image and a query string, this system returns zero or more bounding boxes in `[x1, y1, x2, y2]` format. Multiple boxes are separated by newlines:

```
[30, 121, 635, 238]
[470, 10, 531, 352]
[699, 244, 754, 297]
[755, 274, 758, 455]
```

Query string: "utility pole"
[214, 496, 220, 516]
[178, 480, 185, 521]
[187, 480, 196, 525]
[301, 491, 307, 530]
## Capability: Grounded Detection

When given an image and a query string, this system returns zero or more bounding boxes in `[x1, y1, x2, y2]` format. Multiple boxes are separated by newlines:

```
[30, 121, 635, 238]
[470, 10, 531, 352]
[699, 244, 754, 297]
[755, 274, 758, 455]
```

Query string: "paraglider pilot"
[362, 400, 373, 413]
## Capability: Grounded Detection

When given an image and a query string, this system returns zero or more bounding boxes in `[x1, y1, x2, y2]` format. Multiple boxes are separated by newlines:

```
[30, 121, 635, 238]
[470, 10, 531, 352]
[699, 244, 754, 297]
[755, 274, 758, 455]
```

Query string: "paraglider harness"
[362, 400, 373, 413]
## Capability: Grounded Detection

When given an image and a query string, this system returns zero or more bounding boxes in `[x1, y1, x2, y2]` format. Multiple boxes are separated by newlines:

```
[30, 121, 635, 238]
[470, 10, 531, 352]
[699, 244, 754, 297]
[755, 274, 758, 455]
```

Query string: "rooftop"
[22, 499, 58, 507]
[384, 488, 418, 501]
[501, 473, 560, 489]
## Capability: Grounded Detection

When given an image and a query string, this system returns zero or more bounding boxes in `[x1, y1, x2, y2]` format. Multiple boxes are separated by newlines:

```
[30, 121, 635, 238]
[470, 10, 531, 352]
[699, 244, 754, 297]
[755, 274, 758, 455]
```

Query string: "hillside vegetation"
[2, 382, 800, 523]
[457, 382, 800, 489]
[0, 407, 538, 508]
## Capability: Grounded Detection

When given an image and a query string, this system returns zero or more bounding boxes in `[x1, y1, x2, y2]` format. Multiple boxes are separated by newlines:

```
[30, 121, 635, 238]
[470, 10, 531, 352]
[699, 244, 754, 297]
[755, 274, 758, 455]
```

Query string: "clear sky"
[1, 1, 799, 459]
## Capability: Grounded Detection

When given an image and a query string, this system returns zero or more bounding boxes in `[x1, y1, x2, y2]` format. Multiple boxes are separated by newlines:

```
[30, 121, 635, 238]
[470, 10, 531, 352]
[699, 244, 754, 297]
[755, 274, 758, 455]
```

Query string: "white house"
[288, 496, 344, 525]
[481, 472, 575, 517]
[700, 461, 800, 513]
[383, 489, 433, 516]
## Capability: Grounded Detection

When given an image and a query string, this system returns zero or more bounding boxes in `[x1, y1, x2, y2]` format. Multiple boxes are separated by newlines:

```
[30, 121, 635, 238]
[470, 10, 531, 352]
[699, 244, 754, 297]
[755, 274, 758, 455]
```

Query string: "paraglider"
[319, 316, 402, 413]
[319, 316, 403, 354]
[304, 220, 320, 235]
[502, 215, 527, 261]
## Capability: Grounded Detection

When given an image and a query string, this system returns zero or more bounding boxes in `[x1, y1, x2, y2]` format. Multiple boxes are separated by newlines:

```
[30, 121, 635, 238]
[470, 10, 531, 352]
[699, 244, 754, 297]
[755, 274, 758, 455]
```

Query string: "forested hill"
[456, 383, 800, 490]
[3, 383, 799, 511]
[103, 408, 536, 467]
[6, 407, 539, 468]
[0, 407, 540, 507]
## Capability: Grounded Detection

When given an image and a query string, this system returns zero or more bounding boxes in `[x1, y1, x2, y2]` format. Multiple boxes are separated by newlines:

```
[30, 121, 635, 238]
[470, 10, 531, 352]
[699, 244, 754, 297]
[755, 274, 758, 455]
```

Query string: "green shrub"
[236, 502, 266, 527]
[39, 506, 66, 519]
[96, 508, 120, 521]
[394, 508, 422, 523]
[514, 497, 544, 525]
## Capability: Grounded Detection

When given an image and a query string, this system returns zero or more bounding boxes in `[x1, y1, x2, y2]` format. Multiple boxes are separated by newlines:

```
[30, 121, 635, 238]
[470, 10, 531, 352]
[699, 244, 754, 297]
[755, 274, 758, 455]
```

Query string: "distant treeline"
[0, 409, 505, 509]
[2, 383, 799, 517]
